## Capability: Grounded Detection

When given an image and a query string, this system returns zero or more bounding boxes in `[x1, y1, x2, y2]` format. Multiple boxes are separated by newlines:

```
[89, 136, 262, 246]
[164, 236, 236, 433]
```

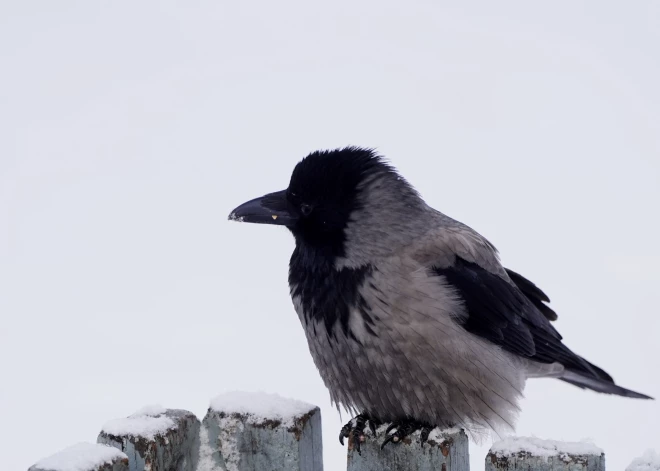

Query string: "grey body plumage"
[291, 177, 528, 435]
[229, 147, 651, 446]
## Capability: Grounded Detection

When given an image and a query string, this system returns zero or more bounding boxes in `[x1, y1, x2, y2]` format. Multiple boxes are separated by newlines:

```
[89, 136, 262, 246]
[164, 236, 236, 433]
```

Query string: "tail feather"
[560, 369, 653, 400]
[581, 359, 614, 383]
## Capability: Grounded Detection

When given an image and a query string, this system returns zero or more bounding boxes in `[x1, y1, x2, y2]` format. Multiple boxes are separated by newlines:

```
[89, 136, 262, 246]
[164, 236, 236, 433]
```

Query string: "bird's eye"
[300, 204, 313, 216]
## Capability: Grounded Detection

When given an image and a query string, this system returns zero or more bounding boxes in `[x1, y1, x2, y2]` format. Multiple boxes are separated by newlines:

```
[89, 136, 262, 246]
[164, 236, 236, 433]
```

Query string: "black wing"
[434, 257, 608, 380]
[505, 268, 558, 321]
[434, 256, 652, 398]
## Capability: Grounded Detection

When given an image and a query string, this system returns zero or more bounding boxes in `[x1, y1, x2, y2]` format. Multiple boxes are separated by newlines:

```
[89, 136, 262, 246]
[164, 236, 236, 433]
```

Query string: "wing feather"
[505, 268, 558, 321]
[433, 256, 604, 379]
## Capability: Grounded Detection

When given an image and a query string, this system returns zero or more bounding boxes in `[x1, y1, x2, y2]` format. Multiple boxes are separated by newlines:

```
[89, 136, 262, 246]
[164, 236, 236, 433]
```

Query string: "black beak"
[228, 190, 298, 227]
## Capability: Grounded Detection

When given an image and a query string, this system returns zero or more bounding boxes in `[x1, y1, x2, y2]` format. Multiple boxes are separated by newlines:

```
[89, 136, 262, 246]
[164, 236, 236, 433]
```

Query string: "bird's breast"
[288, 260, 374, 340]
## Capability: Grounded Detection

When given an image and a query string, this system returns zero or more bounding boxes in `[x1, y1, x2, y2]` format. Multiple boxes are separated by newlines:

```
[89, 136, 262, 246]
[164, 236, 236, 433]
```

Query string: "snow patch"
[102, 405, 175, 439]
[209, 391, 314, 427]
[228, 212, 244, 222]
[366, 424, 460, 442]
[627, 450, 660, 471]
[491, 436, 603, 458]
[31, 442, 126, 471]
[130, 404, 168, 417]
[428, 427, 462, 441]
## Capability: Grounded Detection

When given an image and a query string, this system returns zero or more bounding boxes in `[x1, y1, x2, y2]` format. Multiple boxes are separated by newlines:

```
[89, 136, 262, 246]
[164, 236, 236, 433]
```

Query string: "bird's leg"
[339, 413, 380, 454]
[381, 419, 436, 449]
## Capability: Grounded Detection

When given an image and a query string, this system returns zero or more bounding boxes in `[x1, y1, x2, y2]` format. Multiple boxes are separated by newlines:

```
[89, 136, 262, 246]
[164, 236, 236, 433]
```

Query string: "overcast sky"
[1, 1, 659, 470]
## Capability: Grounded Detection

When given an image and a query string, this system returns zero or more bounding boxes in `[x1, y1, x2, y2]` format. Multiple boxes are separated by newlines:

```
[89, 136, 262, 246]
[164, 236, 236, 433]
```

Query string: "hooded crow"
[229, 147, 652, 452]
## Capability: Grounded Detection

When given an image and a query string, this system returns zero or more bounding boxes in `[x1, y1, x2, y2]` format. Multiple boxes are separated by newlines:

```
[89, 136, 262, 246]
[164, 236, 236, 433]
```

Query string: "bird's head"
[229, 147, 426, 266]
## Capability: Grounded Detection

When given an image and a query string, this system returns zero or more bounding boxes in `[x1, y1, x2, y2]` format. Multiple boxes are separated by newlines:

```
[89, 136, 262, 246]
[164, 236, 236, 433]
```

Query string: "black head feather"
[286, 147, 395, 257]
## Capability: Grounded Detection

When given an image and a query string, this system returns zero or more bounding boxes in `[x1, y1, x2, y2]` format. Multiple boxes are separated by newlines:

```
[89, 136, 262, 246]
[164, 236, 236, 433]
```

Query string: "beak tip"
[228, 211, 244, 222]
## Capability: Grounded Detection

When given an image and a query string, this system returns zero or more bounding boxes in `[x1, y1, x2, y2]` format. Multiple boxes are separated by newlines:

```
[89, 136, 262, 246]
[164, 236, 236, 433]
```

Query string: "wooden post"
[486, 436, 605, 471]
[346, 426, 469, 471]
[626, 450, 660, 471]
[29, 443, 129, 471]
[201, 391, 323, 471]
[98, 406, 200, 471]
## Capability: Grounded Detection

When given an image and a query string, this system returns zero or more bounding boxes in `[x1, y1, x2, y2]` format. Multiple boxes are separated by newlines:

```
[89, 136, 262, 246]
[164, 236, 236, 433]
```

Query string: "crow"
[229, 147, 651, 452]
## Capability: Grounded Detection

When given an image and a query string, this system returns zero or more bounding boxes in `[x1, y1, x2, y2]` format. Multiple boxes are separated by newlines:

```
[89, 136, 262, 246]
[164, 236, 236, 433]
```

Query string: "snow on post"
[200, 391, 323, 471]
[486, 436, 605, 471]
[626, 449, 660, 471]
[346, 426, 469, 471]
[97, 405, 200, 471]
[28, 442, 129, 471]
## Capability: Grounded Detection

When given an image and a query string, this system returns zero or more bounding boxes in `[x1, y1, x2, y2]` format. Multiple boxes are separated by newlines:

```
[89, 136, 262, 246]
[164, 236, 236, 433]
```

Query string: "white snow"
[129, 404, 168, 417]
[31, 442, 126, 471]
[368, 423, 461, 441]
[101, 404, 175, 439]
[491, 436, 603, 458]
[209, 391, 315, 427]
[627, 450, 660, 471]
[428, 427, 462, 441]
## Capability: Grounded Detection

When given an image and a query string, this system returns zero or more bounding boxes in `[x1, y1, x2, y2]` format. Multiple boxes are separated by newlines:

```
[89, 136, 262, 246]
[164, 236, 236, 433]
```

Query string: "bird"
[228, 147, 652, 452]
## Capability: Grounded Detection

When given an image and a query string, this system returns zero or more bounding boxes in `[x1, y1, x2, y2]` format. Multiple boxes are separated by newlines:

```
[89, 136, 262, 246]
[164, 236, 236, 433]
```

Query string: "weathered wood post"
[29, 443, 129, 471]
[98, 405, 200, 471]
[626, 450, 660, 471]
[486, 436, 605, 471]
[200, 391, 323, 471]
[346, 426, 469, 471]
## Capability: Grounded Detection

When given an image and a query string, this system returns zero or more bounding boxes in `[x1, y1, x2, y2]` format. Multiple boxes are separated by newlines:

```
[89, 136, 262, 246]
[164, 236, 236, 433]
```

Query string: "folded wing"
[432, 255, 651, 399]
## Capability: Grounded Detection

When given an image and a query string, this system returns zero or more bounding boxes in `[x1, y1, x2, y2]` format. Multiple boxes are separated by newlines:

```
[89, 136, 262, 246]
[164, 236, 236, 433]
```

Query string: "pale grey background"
[1, 1, 658, 470]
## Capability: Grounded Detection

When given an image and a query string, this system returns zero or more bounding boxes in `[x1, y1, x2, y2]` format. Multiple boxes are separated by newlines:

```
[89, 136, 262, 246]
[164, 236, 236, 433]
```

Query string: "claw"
[368, 419, 377, 436]
[381, 420, 435, 449]
[381, 422, 406, 449]
[420, 425, 433, 447]
[339, 422, 351, 446]
[339, 414, 373, 455]
[352, 415, 366, 453]
[380, 432, 397, 449]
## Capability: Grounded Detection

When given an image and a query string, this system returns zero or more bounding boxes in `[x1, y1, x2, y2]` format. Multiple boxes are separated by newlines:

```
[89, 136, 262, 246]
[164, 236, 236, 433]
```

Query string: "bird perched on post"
[229, 147, 651, 452]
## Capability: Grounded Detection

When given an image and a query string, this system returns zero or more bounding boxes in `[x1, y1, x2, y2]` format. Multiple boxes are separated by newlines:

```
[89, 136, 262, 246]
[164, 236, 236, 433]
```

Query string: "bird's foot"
[339, 413, 380, 454]
[381, 420, 435, 449]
